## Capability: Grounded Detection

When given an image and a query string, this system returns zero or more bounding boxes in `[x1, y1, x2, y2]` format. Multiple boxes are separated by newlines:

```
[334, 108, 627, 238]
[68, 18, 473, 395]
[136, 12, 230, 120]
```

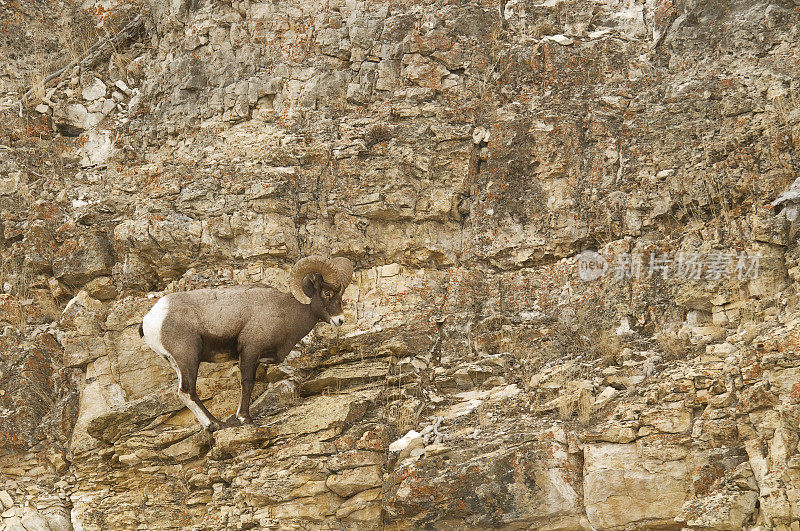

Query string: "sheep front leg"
[236, 346, 262, 424]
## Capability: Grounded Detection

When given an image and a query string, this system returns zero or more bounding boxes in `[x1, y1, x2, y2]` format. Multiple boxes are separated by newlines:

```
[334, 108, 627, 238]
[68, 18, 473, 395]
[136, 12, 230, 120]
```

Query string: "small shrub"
[657, 329, 690, 361]
[364, 123, 394, 148]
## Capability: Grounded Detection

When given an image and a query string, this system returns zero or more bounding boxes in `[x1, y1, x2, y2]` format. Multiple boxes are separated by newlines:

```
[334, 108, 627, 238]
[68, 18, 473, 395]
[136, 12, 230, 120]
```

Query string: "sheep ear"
[302, 274, 321, 298]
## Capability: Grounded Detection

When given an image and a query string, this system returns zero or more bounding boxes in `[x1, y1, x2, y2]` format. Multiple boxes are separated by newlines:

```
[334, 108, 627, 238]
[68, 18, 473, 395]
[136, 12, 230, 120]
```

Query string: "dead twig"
[14, 14, 144, 110]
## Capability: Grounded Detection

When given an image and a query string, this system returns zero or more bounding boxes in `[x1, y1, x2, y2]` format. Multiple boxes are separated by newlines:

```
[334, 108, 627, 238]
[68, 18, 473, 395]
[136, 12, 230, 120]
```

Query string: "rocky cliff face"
[1, 0, 800, 529]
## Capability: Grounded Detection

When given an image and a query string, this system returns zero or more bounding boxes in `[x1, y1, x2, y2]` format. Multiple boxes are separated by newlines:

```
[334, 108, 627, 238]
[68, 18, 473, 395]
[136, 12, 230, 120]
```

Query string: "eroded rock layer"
[1, 0, 800, 529]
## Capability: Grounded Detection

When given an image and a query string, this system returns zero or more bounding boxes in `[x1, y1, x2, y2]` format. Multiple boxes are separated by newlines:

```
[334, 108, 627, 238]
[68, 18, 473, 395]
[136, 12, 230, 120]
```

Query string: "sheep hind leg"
[179, 384, 224, 432]
[172, 347, 224, 432]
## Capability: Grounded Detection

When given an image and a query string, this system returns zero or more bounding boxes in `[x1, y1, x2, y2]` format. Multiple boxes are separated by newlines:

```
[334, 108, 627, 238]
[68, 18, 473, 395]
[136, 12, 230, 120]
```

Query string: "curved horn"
[331, 257, 354, 289]
[290, 256, 340, 304]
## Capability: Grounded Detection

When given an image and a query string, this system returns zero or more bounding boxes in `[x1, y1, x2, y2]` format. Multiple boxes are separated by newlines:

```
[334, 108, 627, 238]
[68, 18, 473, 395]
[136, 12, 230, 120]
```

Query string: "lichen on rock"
[1, 0, 800, 528]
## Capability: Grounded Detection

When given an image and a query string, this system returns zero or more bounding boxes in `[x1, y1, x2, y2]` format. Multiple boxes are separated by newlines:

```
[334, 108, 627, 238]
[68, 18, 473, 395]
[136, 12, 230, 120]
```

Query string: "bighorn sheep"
[139, 256, 354, 431]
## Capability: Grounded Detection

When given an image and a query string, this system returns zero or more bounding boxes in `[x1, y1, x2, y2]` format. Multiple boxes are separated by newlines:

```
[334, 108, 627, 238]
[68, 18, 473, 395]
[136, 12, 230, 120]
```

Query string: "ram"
[139, 255, 353, 431]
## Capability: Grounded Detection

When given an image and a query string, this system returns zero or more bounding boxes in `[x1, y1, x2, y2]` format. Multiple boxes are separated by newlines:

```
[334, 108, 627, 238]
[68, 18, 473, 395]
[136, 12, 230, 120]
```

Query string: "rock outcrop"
[1, 0, 800, 528]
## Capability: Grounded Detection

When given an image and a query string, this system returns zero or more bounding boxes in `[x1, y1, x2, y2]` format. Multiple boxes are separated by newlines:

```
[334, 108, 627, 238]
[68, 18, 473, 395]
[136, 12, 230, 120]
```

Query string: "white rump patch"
[142, 297, 181, 386]
[142, 296, 217, 429]
[142, 297, 170, 357]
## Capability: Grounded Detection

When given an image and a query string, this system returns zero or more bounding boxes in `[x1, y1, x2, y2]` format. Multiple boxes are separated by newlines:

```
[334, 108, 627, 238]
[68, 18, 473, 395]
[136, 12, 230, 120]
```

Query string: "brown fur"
[142, 273, 348, 431]
[159, 285, 318, 364]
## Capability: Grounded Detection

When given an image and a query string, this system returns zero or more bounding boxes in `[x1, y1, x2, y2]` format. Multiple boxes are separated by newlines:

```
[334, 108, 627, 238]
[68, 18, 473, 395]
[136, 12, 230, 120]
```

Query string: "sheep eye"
[323, 290, 332, 298]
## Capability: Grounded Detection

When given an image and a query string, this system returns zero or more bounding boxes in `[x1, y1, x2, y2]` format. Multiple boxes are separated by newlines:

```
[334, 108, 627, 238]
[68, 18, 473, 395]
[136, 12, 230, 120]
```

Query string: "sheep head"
[290, 255, 353, 305]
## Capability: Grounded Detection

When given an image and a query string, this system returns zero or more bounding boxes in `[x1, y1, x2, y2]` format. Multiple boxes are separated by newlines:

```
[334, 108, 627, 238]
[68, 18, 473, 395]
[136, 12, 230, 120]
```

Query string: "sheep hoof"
[207, 421, 225, 432]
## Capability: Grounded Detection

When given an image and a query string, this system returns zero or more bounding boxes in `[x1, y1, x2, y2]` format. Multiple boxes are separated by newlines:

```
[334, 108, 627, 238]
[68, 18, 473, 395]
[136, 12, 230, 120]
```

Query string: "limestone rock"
[60, 103, 102, 130]
[336, 487, 382, 520]
[386, 427, 583, 526]
[210, 424, 271, 458]
[0, 490, 13, 509]
[114, 79, 130, 95]
[86, 388, 184, 444]
[163, 430, 212, 461]
[83, 277, 117, 300]
[3, 0, 800, 528]
[583, 442, 691, 529]
[20, 513, 50, 531]
[270, 392, 373, 438]
[79, 130, 115, 168]
[62, 333, 106, 368]
[640, 406, 693, 434]
[327, 450, 385, 471]
[546, 34, 574, 46]
[270, 493, 343, 521]
[52, 231, 115, 287]
[299, 359, 388, 395]
[0, 334, 72, 456]
[60, 290, 106, 330]
[326, 465, 382, 497]
[676, 490, 758, 530]
[82, 78, 107, 100]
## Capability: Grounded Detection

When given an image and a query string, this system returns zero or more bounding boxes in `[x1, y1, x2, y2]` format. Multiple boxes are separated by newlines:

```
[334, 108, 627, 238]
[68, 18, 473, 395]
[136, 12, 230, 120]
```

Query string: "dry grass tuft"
[364, 124, 394, 149]
[657, 329, 690, 362]
[594, 328, 621, 364]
